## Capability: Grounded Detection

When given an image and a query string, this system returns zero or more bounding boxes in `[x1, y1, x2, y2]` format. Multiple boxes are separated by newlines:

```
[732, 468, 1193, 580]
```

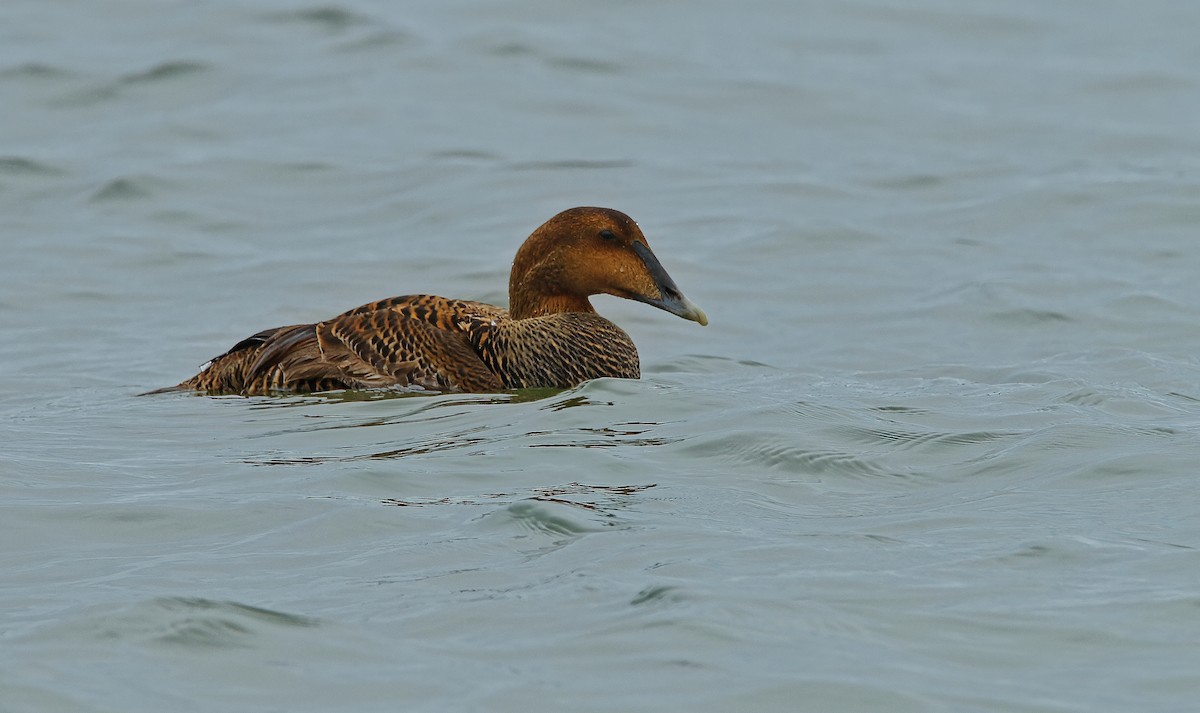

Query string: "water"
[3, 0, 1200, 710]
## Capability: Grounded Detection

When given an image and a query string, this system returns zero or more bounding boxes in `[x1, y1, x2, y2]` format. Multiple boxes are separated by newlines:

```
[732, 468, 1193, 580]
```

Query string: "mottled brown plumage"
[156, 207, 707, 396]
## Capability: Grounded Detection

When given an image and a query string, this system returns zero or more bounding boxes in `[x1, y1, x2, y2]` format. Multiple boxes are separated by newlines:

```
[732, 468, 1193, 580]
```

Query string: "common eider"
[155, 206, 707, 395]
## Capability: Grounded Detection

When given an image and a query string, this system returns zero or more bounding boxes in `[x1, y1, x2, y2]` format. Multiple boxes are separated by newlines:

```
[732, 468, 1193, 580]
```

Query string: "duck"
[155, 206, 708, 396]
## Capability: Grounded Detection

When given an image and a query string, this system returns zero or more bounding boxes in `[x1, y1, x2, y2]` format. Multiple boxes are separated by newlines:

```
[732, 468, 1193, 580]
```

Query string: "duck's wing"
[243, 296, 506, 393]
[162, 324, 310, 395]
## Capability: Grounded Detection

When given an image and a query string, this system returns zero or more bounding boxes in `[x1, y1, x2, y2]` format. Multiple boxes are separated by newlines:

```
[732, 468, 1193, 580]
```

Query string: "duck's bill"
[658, 292, 709, 326]
[631, 242, 709, 326]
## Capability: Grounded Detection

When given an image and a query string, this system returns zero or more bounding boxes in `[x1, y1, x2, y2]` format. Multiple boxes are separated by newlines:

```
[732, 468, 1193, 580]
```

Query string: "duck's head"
[508, 207, 708, 326]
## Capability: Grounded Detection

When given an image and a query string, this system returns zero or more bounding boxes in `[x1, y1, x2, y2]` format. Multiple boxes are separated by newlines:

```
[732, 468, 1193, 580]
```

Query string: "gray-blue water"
[3, 1, 1200, 710]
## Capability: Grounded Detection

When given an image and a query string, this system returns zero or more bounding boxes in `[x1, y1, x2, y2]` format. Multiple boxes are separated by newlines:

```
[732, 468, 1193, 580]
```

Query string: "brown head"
[508, 207, 708, 326]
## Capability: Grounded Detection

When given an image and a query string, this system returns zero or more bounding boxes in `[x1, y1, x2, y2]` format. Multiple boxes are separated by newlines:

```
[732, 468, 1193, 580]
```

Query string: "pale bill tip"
[681, 297, 708, 327]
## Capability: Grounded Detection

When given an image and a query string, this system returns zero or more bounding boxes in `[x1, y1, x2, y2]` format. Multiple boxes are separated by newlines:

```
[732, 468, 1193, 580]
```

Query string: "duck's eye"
[599, 229, 618, 242]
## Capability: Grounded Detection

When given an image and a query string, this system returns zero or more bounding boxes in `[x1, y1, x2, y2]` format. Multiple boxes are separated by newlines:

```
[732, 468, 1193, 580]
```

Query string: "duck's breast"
[472, 312, 640, 389]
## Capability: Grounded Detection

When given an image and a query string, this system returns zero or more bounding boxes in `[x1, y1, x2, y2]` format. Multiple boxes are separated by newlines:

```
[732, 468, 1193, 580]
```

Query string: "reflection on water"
[382, 482, 657, 516]
[525, 425, 676, 449]
[237, 385, 676, 465]
[246, 421, 673, 465]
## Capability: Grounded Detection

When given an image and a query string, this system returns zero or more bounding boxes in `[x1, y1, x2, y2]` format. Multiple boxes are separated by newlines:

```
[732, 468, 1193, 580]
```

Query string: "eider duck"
[157, 207, 707, 395]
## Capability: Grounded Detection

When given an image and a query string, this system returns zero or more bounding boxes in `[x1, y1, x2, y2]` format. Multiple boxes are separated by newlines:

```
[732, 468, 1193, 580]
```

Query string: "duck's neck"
[509, 291, 595, 320]
[508, 235, 597, 320]
[508, 262, 595, 319]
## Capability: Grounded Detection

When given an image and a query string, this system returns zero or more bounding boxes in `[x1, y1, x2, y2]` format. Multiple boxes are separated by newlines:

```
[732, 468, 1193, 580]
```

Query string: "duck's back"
[175, 295, 638, 395]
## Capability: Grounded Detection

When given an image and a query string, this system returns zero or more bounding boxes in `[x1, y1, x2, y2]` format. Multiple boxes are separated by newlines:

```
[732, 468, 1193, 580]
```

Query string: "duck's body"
[160, 207, 706, 396]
